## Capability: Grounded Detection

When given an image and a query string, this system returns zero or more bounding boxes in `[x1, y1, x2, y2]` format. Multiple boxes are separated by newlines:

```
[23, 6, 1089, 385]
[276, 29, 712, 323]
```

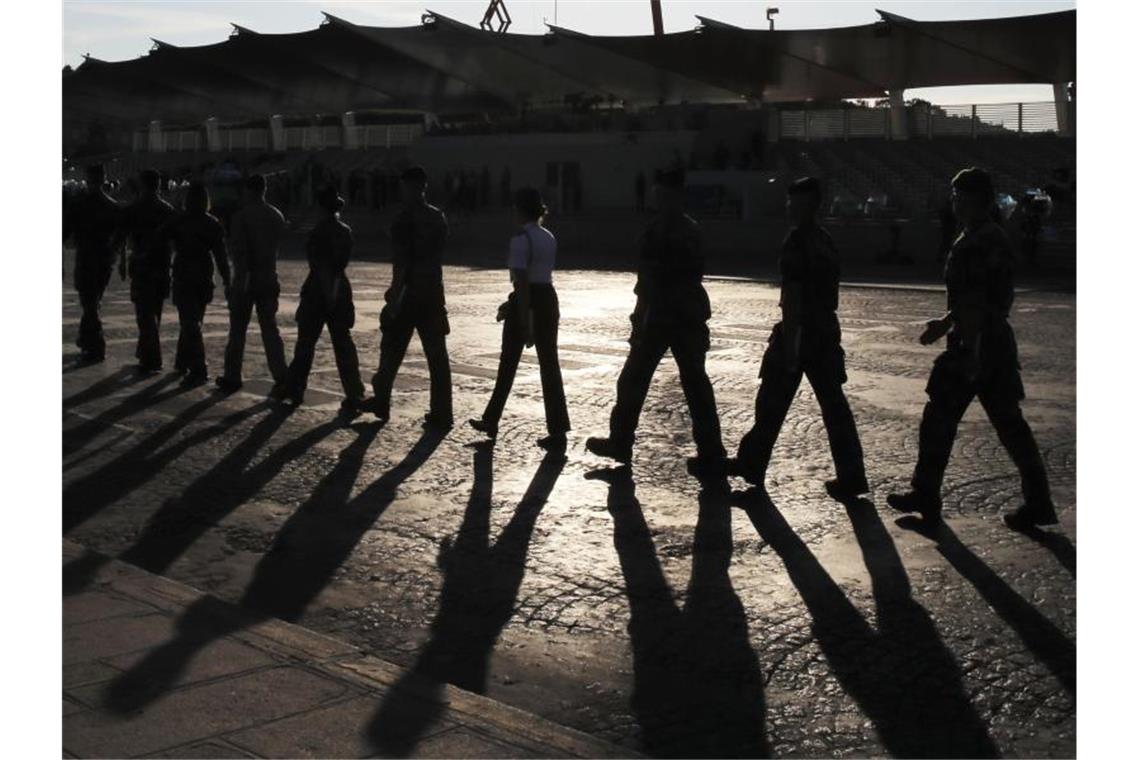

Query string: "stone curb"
[63, 539, 637, 759]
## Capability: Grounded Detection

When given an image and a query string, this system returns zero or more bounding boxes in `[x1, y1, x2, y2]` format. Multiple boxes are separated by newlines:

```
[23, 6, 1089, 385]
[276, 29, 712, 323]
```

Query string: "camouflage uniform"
[735, 223, 866, 486]
[283, 214, 365, 403]
[64, 188, 120, 358]
[221, 200, 289, 386]
[370, 200, 453, 421]
[163, 211, 229, 378]
[606, 212, 725, 461]
[910, 220, 1052, 508]
[119, 195, 176, 370]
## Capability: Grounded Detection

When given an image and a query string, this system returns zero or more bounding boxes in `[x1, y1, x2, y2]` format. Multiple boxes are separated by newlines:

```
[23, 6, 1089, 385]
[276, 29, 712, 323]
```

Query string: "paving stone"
[63, 589, 154, 625]
[228, 695, 446, 759]
[63, 661, 120, 689]
[144, 739, 257, 758]
[408, 727, 539, 759]
[63, 614, 177, 666]
[64, 666, 351, 758]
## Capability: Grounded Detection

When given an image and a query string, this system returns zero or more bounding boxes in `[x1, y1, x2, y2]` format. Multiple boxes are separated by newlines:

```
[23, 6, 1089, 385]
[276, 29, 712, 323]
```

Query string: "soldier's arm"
[778, 245, 804, 369]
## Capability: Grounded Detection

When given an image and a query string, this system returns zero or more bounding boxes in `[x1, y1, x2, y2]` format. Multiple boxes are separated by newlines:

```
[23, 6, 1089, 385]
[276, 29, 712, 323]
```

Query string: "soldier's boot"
[825, 475, 870, 503]
[537, 433, 567, 453]
[1003, 502, 1059, 531]
[586, 436, 633, 465]
[686, 455, 728, 484]
[215, 376, 243, 394]
[887, 490, 943, 521]
[468, 418, 498, 439]
[725, 457, 765, 488]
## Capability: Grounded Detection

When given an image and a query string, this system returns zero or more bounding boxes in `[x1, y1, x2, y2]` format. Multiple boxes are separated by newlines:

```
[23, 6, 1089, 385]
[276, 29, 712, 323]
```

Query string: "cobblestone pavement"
[63, 258, 1076, 758]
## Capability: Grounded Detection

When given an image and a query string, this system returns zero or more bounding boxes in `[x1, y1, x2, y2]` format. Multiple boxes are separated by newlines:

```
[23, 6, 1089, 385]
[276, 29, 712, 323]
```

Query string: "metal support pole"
[650, 0, 663, 36]
[970, 104, 977, 139]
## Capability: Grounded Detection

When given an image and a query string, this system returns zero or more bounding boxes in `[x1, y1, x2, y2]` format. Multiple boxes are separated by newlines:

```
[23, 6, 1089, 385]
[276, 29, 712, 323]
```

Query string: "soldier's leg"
[481, 313, 525, 426]
[76, 270, 109, 358]
[670, 326, 727, 460]
[135, 284, 164, 370]
[255, 283, 289, 384]
[608, 329, 668, 446]
[370, 314, 415, 419]
[734, 341, 801, 480]
[533, 292, 570, 435]
[328, 321, 365, 402]
[417, 314, 453, 421]
[805, 352, 866, 486]
[176, 299, 207, 378]
[285, 300, 324, 401]
[222, 290, 255, 385]
[910, 358, 975, 498]
[977, 390, 1054, 510]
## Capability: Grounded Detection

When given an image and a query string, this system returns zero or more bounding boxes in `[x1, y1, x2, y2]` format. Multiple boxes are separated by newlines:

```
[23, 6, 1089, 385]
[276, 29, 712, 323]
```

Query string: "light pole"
[767, 7, 779, 31]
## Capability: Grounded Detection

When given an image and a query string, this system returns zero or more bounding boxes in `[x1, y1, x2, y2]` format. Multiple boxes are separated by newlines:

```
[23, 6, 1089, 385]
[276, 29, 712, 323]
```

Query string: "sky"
[62, 0, 1076, 105]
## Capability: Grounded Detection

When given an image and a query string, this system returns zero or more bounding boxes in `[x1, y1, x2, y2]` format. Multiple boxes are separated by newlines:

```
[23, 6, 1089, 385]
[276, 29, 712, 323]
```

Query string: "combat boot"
[887, 490, 943, 521]
[825, 476, 870, 503]
[586, 436, 633, 465]
[725, 457, 765, 487]
[1003, 502, 1059, 531]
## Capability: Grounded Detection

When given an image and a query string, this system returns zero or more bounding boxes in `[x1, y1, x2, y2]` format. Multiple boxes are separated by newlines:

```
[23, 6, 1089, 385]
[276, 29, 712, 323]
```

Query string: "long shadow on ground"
[366, 443, 566, 756]
[99, 425, 443, 715]
[737, 488, 999, 758]
[897, 516, 1076, 695]
[587, 469, 769, 758]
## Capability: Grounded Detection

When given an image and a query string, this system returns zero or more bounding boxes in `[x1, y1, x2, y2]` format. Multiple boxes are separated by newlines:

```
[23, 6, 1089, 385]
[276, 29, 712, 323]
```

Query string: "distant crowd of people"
[63, 161, 1059, 534]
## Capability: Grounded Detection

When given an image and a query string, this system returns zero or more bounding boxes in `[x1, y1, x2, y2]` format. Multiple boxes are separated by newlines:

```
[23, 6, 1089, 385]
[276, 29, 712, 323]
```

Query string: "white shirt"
[507, 222, 556, 284]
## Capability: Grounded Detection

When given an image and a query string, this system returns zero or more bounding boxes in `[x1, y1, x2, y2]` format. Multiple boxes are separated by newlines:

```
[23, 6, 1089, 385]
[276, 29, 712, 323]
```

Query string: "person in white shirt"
[469, 188, 570, 450]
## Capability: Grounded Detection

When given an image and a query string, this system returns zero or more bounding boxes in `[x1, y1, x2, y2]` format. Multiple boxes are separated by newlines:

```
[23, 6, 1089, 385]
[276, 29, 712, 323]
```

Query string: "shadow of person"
[897, 516, 1076, 695]
[738, 489, 999, 758]
[64, 372, 186, 455]
[103, 423, 439, 716]
[591, 467, 769, 758]
[367, 444, 566, 757]
[63, 365, 145, 409]
[63, 396, 268, 535]
[1015, 525, 1076, 578]
[117, 412, 348, 577]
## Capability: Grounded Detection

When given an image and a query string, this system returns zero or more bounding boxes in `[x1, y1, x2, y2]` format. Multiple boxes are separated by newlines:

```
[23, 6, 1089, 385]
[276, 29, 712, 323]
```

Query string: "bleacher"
[766, 136, 1075, 220]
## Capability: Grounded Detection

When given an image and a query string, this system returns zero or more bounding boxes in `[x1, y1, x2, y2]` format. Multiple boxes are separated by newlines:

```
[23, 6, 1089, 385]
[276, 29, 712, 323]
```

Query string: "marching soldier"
[274, 185, 365, 413]
[368, 166, 454, 428]
[216, 174, 290, 394]
[727, 177, 868, 501]
[888, 168, 1057, 530]
[116, 168, 176, 374]
[64, 163, 120, 363]
[586, 167, 727, 481]
[161, 180, 230, 387]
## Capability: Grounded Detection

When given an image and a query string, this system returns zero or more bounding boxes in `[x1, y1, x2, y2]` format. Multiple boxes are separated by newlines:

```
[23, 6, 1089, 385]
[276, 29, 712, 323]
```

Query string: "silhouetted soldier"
[368, 166, 454, 428]
[64, 163, 120, 362]
[160, 180, 231, 387]
[274, 185, 365, 413]
[216, 174, 289, 394]
[116, 168, 176, 373]
[888, 168, 1057, 530]
[727, 177, 868, 501]
[586, 167, 727, 480]
[469, 188, 571, 450]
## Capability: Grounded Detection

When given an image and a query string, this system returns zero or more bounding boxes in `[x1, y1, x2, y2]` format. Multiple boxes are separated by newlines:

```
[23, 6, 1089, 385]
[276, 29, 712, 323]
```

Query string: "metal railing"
[778, 101, 1063, 141]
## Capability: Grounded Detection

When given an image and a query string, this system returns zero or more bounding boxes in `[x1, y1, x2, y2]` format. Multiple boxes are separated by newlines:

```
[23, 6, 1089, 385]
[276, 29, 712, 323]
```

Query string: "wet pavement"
[63, 258, 1075, 757]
